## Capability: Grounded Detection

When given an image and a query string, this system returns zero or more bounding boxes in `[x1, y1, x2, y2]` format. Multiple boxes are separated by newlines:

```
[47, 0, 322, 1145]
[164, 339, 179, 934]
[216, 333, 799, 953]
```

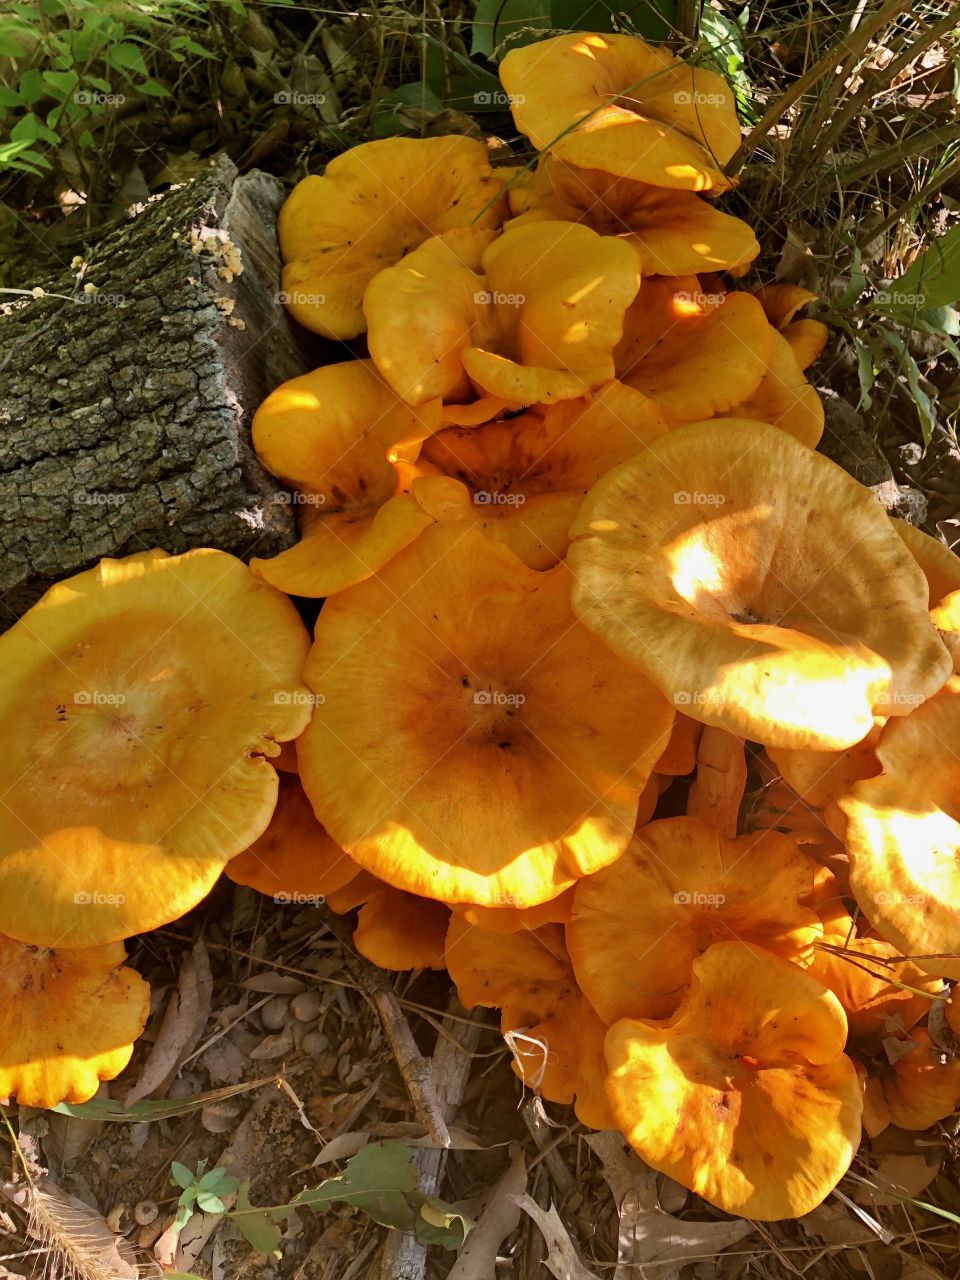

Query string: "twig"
[378, 996, 484, 1280]
[725, 0, 914, 174]
[521, 1100, 578, 1207]
[314, 904, 451, 1145]
[860, 152, 960, 243]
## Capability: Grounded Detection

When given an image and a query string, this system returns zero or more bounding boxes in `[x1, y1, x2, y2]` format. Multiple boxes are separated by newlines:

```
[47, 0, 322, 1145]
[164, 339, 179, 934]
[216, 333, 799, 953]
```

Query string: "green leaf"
[881, 225, 960, 312]
[470, 0, 551, 59]
[198, 1169, 239, 1196]
[0, 139, 52, 174]
[137, 77, 169, 97]
[0, 87, 22, 107]
[411, 1194, 474, 1250]
[171, 1161, 197, 1190]
[196, 1192, 228, 1215]
[882, 327, 936, 447]
[230, 1182, 286, 1257]
[853, 338, 876, 410]
[0, 31, 28, 57]
[107, 42, 148, 77]
[42, 68, 78, 98]
[372, 82, 443, 137]
[837, 245, 867, 311]
[17, 67, 45, 105]
[10, 112, 59, 144]
[293, 1141, 419, 1231]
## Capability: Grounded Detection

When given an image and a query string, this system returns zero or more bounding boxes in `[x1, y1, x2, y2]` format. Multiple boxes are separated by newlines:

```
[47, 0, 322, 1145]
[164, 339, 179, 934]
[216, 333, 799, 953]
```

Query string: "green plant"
[170, 1159, 239, 1231]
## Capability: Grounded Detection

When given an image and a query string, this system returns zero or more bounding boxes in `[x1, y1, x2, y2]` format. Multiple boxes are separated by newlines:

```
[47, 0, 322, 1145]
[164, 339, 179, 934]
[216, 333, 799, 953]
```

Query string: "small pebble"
[261, 995, 290, 1032]
[290, 991, 321, 1023]
[302, 1031, 329, 1059]
[134, 1200, 158, 1226]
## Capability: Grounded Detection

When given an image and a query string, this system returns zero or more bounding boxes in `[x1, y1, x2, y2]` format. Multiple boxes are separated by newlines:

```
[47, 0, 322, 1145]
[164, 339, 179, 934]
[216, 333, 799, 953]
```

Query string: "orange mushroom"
[364, 220, 640, 408]
[0, 549, 312, 948]
[225, 773, 360, 902]
[499, 33, 740, 192]
[567, 817, 821, 1022]
[0, 935, 149, 1107]
[569, 419, 951, 749]
[353, 889, 449, 971]
[614, 277, 771, 424]
[839, 677, 960, 979]
[604, 942, 862, 1219]
[507, 156, 759, 276]
[297, 525, 673, 908]
[863, 1027, 960, 1132]
[248, 360, 441, 598]
[445, 917, 614, 1129]
[278, 135, 508, 338]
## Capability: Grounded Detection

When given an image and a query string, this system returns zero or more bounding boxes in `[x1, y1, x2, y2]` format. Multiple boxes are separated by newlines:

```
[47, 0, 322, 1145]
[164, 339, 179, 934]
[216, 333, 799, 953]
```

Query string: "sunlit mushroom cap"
[568, 817, 821, 1021]
[726, 326, 825, 448]
[893, 520, 960, 606]
[364, 221, 640, 408]
[507, 157, 759, 276]
[445, 918, 613, 1128]
[753, 283, 818, 329]
[614, 278, 770, 423]
[450, 886, 574, 934]
[225, 773, 359, 900]
[839, 677, 960, 979]
[499, 33, 740, 192]
[0, 550, 312, 948]
[569, 420, 951, 749]
[864, 1027, 960, 1131]
[298, 525, 673, 907]
[249, 360, 441, 598]
[0, 935, 149, 1107]
[767, 725, 882, 812]
[278, 136, 508, 338]
[604, 941, 862, 1219]
[654, 714, 702, 775]
[405, 381, 666, 568]
[353, 888, 449, 971]
[783, 319, 829, 371]
[807, 937, 941, 1050]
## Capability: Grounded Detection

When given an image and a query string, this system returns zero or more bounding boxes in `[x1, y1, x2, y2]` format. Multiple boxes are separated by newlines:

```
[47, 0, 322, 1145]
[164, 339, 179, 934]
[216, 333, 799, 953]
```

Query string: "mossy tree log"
[0, 154, 319, 624]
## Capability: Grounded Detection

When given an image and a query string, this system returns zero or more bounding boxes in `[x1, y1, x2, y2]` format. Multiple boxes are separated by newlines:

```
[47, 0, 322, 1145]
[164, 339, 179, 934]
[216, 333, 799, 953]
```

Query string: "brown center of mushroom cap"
[457, 673, 530, 751]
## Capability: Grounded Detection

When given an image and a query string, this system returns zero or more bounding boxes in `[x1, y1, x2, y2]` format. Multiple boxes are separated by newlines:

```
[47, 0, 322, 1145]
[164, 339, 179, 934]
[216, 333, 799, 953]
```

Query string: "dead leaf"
[447, 1146, 525, 1280]
[2, 1179, 138, 1280]
[510, 1195, 600, 1280]
[239, 973, 306, 995]
[126, 938, 213, 1105]
[855, 1153, 942, 1207]
[584, 1133, 753, 1280]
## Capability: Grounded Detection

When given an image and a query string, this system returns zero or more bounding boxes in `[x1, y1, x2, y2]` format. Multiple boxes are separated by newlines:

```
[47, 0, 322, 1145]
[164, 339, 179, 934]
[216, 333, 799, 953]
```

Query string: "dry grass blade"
[0, 1180, 143, 1280]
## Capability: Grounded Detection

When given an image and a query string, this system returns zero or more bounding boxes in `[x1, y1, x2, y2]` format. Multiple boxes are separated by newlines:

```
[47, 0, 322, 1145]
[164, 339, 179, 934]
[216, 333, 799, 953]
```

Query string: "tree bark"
[0, 153, 319, 624]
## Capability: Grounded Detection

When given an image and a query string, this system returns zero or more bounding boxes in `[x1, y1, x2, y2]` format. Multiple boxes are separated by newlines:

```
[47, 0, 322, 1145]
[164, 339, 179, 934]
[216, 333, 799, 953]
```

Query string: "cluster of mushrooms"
[3, 30, 960, 1227]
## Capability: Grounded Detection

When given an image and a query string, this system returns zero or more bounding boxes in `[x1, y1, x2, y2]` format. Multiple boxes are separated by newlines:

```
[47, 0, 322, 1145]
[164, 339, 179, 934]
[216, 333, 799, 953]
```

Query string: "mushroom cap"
[604, 941, 862, 1219]
[783, 319, 829, 371]
[298, 525, 673, 907]
[445, 917, 614, 1128]
[839, 677, 960, 979]
[568, 817, 821, 1021]
[406, 380, 667, 568]
[225, 773, 359, 900]
[865, 1027, 960, 1131]
[568, 419, 951, 749]
[893, 520, 960, 606]
[807, 937, 942, 1050]
[726, 327, 824, 448]
[0, 935, 149, 1107]
[614, 279, 770, 423]
[753, 283, 818, 329]
[0, 550, 312, 947]
[450, 886, 574, 934]
[507, 157, 759, 276]
[654, 714, 702, 775]
[767, 725, 883, 811]
[353, 888, 449, 971]
[248, 361, 441, 598]
[499, 33, 740, 192]
[364, 221, 640, 408]
[278, 135, 508, 338]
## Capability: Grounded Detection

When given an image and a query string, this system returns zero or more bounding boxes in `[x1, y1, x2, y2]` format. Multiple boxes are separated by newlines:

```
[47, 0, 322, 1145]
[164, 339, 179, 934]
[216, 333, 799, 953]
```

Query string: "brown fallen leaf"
[447, 1146, 525, 1280]
[510, 1195, 600, 1280]
[126, 938, 212, 1105]
[1, 1179, 140, 1280]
